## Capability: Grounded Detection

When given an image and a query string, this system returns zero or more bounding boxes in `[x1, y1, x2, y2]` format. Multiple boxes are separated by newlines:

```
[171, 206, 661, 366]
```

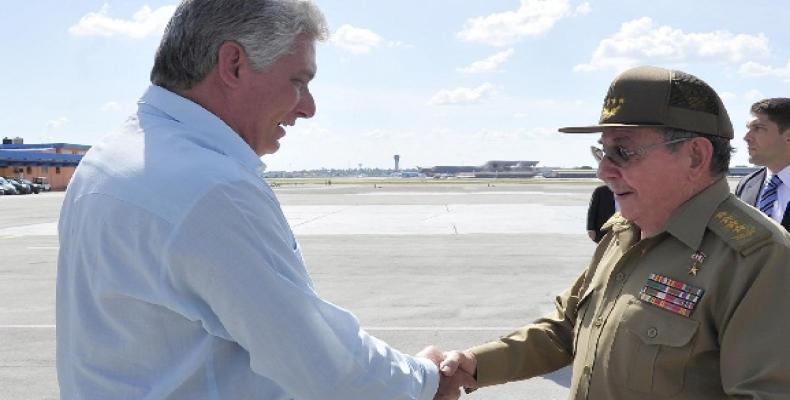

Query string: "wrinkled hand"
[435, 368, 475, 400]
[416, 346, 478, 399]
[416, 345, 445, 366]
[440, 350, 477, 377]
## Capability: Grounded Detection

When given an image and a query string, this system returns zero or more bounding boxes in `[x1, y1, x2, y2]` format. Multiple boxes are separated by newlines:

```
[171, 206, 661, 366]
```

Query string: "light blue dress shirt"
[56, 85, 439, 399]
[764, 166, 790, 223]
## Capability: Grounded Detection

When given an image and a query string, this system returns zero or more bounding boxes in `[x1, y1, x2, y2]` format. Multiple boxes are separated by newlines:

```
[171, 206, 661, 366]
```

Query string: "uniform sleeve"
[469, 268, 589, 387]
[162, 182, 439, 400]
[719, 242, 790, 399]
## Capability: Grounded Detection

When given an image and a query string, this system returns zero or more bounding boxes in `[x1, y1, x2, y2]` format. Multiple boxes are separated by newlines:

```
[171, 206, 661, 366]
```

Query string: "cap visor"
[558, 123, 666, 134]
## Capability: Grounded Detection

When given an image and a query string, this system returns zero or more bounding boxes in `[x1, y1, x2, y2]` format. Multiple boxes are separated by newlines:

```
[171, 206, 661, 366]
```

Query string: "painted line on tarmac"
[0, 325, 56, 329]
[27, 246, 59, 250]
[365, 327, 514, 331]
[0, 325, 512, 332]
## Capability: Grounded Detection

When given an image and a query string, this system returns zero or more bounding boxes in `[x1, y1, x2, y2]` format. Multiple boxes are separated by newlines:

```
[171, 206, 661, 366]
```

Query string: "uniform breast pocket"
[608, 300, 699, 397]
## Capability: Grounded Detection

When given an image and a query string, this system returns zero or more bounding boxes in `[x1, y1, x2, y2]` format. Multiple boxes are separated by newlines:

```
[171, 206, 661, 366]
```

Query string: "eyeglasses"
[590, 138, 689, 167]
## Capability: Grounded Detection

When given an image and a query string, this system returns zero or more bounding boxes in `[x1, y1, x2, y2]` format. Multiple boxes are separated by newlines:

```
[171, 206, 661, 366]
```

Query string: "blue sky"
[2, 0, 789, 170]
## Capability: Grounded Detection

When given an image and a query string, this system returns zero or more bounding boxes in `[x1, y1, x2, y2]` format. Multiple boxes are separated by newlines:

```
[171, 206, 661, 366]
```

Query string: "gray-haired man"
[57, 1, 471, 398]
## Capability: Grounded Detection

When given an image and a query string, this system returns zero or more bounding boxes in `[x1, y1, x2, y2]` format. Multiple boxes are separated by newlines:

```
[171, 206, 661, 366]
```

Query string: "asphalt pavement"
[3, 179, 739, 399]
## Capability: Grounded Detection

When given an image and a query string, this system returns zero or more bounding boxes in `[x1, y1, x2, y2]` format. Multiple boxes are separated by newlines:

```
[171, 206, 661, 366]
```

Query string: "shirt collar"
[767, 165, 790, 185]
[664, 178, 731, 250]
[138, 85, 265, 175]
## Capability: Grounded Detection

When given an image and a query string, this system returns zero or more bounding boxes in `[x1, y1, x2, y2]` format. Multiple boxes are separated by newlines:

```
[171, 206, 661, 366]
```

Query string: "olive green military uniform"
[470, 178, 790, 399]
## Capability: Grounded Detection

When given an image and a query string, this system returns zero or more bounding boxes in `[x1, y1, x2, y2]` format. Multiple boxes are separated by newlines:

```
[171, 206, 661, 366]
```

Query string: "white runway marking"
[0, 204, 586, 237]
[365, 327, 515, 331]
[351, 191, 576, 196]
[0, 325, 512, 331]
[0, 325, 56, 329]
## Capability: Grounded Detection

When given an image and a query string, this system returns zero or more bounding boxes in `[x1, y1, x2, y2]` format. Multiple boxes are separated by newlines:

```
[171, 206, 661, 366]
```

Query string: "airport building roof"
[0, 142, 89, 167]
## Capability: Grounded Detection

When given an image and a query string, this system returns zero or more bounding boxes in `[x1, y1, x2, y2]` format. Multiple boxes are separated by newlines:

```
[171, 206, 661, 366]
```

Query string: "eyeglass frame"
[590, 138, 690, 167]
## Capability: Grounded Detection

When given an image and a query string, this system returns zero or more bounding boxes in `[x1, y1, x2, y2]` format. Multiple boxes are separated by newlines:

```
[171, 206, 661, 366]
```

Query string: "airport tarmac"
[0, 179, 739, 399]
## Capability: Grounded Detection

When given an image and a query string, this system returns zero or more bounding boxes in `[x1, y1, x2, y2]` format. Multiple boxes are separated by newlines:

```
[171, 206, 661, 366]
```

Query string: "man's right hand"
[434, 368, 475, 400]
[439, 350, 477, 378]
[436, 350, 478, 397]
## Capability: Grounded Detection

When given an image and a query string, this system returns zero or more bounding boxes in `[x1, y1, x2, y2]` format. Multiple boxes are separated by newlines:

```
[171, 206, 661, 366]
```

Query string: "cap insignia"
[601, 97, 625, 119]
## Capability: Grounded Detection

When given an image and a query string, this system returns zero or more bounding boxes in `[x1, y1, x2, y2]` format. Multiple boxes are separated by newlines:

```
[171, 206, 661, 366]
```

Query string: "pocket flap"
[623, 301, 699, 347]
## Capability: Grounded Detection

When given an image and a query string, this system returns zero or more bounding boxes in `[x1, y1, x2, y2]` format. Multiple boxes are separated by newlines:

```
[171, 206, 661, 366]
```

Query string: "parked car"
[33, 177, 52, 191]
[0, 177, 18, 195]
[19, 178, 41, 194]
[4, 177, 31, 194]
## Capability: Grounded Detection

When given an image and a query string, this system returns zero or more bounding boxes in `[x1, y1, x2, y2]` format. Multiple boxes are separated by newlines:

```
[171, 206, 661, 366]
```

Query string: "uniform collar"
[138, 85, 266, 175]
[664, 178, 731, 250]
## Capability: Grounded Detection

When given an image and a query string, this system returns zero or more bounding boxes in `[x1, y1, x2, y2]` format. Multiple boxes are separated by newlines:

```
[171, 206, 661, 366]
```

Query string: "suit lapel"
[741, 168, 767, 206]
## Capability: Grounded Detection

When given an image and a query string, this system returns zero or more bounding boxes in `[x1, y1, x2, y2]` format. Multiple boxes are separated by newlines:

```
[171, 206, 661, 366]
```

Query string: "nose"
[295, 89, 316, 119]
[596, 156, 620, 181]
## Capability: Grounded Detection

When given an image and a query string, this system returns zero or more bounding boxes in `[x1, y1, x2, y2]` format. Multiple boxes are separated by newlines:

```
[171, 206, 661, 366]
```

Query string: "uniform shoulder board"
[708, 196, 774, 256]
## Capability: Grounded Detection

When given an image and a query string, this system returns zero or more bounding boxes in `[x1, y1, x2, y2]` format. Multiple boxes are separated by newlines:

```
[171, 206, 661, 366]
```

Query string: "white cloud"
[457, 0, 587, 47]
[458, 48, 515, 74]
[69, 3, 176, 39]
[100, 101, 121, 112]
[331, 24, 385, 54]
[429, 83, 497, 106]
[573, 2, 592, 16]
[575, 17, 770, 72]
[46, 117, 69, 130]
[739, 60, 790, 82]
[744, 89, 765, 101]
[719, 91, 737, 102]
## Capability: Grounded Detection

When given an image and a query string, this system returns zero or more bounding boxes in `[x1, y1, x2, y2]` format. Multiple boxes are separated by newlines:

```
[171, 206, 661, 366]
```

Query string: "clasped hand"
[416, 346, 478, 400]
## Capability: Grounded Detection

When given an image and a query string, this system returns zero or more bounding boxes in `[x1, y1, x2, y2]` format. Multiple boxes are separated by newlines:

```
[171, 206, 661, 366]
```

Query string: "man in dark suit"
[735, 98, 790, 231]
[586, 184, 616, 242]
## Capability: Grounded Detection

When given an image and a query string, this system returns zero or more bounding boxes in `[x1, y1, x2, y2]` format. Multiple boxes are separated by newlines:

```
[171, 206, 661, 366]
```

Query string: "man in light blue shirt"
[56, 1, 472, 398]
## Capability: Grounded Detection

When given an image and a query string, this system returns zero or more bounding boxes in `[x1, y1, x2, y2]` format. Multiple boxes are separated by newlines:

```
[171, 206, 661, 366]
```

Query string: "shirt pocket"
[608, 299, 699, 397]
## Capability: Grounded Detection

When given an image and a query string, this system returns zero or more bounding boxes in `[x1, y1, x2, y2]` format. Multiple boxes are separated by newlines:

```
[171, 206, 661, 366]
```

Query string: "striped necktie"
[758, 174, 783, 217]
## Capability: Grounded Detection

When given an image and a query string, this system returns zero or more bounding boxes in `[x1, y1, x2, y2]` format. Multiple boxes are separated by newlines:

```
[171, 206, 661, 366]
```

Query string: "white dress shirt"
[765, 166, 790, 223]
[56, 85, 439, 399]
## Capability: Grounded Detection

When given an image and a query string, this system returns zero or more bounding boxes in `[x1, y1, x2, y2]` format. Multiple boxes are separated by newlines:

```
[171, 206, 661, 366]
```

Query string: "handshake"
[416, 346, 479, 400]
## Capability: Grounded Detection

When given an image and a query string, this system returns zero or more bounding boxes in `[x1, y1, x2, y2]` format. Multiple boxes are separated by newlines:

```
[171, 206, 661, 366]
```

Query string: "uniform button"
[647, 327, 658, 338]
[582, 365, 591, 375]
[594, 317, 604, 327]
[615, 272, 625, 281]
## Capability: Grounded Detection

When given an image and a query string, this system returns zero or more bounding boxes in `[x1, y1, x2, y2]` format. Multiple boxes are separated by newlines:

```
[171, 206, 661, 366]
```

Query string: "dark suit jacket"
[587, 185, 616, 243]
[735, 167, 790, 231]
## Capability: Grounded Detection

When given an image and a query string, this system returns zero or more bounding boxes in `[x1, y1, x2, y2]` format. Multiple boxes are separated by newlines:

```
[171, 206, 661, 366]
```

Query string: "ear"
[216, 41, 245, 89]
[686, 137, 713, 178]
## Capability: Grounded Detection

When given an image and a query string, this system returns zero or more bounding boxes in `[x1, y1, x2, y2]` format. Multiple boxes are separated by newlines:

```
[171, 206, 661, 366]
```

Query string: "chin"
[256, 141, 281, 156]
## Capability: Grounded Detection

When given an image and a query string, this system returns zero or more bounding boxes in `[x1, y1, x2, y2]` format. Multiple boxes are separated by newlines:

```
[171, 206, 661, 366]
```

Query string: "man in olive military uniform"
[439, 66, 790, 399]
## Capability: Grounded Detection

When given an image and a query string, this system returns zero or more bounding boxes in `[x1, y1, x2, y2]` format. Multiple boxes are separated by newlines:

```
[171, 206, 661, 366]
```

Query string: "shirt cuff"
[414, 356, 440, 400]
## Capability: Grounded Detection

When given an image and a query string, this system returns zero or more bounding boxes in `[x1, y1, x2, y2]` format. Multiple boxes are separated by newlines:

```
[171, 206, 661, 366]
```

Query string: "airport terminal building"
[0, 138, 90, 191]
